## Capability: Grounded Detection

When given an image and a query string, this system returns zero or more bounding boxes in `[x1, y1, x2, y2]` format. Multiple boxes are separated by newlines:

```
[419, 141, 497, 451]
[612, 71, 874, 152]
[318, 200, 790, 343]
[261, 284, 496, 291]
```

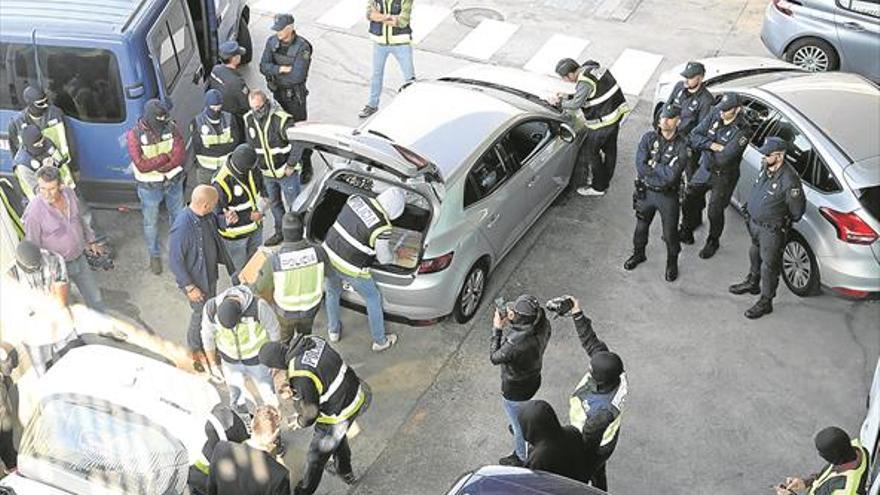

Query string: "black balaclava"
[258, 341, 290, 370]
[216, 298, 243, 328]
[21, 125, 45, 156]
[815, 427, 857, 465]
[229, 144, 257, 177]
[23, 86, 49, 118]
[281, 212, 304, 243]
[144, 99, 169, 132]
[15, 240, 43, 273]
[204, 89, 223, 121]
[591, 351, 624, 393]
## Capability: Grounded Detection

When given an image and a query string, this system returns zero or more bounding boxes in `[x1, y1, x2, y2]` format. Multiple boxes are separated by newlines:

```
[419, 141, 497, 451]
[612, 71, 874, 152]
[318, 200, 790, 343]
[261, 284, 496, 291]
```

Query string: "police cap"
[717, 93, 740, 111]
[680, 61, 706, 78]
[219, 40, 246, 59]
[660, 103, 682, 120]
[757, 136, 788, 156]
[272, 13, 295, 31]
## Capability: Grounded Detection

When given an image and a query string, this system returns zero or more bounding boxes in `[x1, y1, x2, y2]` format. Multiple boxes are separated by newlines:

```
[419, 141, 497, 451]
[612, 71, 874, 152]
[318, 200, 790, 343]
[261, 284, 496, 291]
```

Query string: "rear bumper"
[760, 3, 791, 58]
[818, 252, 880, 295]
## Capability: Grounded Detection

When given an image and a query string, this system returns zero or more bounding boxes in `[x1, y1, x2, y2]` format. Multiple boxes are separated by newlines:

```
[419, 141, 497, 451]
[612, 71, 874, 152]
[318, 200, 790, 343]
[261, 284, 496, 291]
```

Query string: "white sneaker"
[371, 334, 398, 352]
[576, 186, 606, 197]
[328, 331, 341, 343]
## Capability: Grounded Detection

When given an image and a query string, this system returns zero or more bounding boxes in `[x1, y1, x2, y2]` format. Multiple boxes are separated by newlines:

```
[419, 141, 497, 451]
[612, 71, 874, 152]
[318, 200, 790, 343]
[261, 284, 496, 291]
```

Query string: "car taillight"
[772, 0, 798, 16]
[820, 207, 879, 245]
[831, 287, 870, 299]
[418, 252, 454, 274]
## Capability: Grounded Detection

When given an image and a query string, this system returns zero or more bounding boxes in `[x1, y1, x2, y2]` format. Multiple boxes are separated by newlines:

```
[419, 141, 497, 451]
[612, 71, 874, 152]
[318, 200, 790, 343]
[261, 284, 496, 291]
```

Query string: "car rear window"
[858, 186, 880, 221]
[0, 42, 125, 123]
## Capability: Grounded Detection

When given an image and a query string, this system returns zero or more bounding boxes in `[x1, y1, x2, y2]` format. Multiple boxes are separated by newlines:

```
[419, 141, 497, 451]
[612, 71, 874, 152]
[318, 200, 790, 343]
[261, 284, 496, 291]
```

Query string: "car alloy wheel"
[781, 233, 820, 297]
[454, 262, 487, 323]
[792, 45, 829, 72]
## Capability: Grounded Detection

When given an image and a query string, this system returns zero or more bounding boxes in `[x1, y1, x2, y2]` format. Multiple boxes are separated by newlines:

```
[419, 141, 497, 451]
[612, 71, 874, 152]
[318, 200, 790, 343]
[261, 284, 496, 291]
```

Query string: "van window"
[153, 0, 197, 90]
[0, 43, 125, 123]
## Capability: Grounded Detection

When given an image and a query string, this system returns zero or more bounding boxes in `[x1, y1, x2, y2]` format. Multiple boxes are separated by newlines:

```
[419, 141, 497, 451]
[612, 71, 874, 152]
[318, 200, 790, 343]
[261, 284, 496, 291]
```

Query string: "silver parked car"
[290, 66, 583, 324]
[655, 58, 880, 298]
[760, 0, 880, 81]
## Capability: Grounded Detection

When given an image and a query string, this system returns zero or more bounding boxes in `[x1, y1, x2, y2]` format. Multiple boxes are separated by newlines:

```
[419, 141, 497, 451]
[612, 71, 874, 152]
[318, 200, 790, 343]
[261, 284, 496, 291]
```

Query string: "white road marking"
[523, 34, 590, 76]
[609, 48, 663, 96]
[451, 19, 520, 61]
[410, 4, 451, 44]
[251, 0, 303, 14]
[316, 0, 364, 29]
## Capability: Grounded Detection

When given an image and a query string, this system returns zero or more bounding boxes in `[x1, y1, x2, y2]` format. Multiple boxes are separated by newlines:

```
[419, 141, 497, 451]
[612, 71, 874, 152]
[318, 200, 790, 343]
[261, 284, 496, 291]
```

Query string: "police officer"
[679, 93, 751, 259]
[192, 90, 240, 186]
[243, 89, 300, 247]
[212, 144, 263, 275]
[7, 86, 75, 169]
[555, 58, 630, 197]
[260, 14, 313, 123]
[209, 41, 250, 132]
[254, 212, 329, 342]
[664, 61, 714, 179]
[775, 426, 869, 495]
[625, 104, 689, 282]
[259, 337, 370, 495]
[729, 137, 805, 319]
[12, 125, 75, 200]
[187, 404, 250, 495]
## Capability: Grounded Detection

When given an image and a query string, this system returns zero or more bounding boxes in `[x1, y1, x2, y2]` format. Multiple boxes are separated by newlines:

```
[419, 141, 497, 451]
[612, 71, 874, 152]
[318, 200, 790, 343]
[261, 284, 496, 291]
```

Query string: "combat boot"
[699, 237, 719, 259]
[745, 297, 773, 319]
[665, 255, 679, 282]
[624, 251, 647, 271]
[729, 274, 760, 295]
[678, 227, 695, 245]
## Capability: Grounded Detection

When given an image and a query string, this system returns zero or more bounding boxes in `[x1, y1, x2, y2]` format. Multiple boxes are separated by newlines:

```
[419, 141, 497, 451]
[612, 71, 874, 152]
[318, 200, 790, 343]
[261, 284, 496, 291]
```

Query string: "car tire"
[238, 18, 253, 65]
[453, 260, 488, 324]
[785, 37, 839, 73]
[781, 231, 821, 297]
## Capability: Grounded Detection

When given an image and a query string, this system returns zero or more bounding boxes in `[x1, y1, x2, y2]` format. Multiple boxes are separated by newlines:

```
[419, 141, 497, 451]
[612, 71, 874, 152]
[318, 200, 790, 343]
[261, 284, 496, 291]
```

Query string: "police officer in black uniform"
[729, 137, 805, 319]
[260, 14, 313, 123]
[665, 61, 714, 180]
[679, 93, 751, 259]
[209, 41, 251, 133]
[190, 89, 241, 185]
[625, 104, 689, 281]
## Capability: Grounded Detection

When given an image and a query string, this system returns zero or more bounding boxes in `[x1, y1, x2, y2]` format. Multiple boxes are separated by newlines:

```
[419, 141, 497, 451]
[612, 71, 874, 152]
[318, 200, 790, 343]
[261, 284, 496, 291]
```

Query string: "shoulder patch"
[789, 188, 801, 198]
[302, 50, 311, 61]
[300, 337, 326, 368]
[738, 136, 748, 146]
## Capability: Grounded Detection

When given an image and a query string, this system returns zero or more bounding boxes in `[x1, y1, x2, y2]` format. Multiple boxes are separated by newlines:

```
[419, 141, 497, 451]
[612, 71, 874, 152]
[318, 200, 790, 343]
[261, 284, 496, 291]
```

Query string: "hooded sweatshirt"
[518, 400, 590, 484]
[200, 285, 280, 363]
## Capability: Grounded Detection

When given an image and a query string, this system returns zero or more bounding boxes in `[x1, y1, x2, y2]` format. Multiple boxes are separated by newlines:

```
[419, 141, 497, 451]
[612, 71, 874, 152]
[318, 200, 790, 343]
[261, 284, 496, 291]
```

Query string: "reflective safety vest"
[194, 112, 236, 171]
[322, 195, 392, 278]
[13, 145, 76, 200]
[38, 109, 72, 164]
[569, 371, 627, 450]
[243, 108, 298, 179]
[270, 245, 325, 314]
[808, 439, 869, 495]
[192, 413, 228, 475]
[369, 0, 413, 45]
[0, 178, 24, 240]
[287, 336, 366, 425]
[576, 66, 630, 130]
[132, 125, 184, 183]
[212, 165, 261, 239]
[209, 298, 270, 362]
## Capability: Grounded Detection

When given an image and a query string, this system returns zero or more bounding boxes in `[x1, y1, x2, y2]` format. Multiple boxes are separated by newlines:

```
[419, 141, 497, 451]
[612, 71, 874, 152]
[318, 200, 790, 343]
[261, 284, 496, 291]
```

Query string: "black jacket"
[490, 310, 551, 401]
[208, 441, 290, 495]
[519, 400, 590, 484]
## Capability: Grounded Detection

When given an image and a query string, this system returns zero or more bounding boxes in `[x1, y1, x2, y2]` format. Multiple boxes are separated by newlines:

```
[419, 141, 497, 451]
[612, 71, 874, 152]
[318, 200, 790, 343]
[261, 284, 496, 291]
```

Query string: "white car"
[861, 357, 880, 495]
[1, 340, 223, 494]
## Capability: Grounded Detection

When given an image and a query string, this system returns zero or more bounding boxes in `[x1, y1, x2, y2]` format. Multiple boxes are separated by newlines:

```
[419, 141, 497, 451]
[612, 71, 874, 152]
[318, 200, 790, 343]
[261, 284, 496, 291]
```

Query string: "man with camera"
[490, 295, 552, 467]
[546, 295, 627, 491]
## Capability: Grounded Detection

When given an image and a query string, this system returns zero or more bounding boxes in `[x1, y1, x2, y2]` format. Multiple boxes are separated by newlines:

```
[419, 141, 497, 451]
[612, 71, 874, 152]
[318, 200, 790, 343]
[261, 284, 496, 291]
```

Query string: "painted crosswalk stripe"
[523, 34, 590, 76]
[410, 4, 451, 44]
[251, 0, 303, 14]
[609, 48, 663, 96]
[317, 0, 363, 29]
[451, 19, 519, 61]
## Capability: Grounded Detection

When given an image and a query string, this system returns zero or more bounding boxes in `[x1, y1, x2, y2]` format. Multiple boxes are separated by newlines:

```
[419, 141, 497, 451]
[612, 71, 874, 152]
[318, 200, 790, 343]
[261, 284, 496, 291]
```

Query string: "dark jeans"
[748, 219, 787, 299]
[274, 86, 308, 123]
[590, 463, 607, 491]
[263, 173, 301, 235]
[580, 124, 620, 192]
[634, 190, 680, 257]
[279, 316, 314, 343]
[186, 283, 216, 353]
[67, 254, 106, 312]
[681, 170, 739, 240]
[296, 420, 354, 495]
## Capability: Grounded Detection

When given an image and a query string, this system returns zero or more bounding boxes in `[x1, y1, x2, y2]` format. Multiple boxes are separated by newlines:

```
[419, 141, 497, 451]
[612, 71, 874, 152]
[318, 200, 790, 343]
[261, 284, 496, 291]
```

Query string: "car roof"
[2, 0, 149, 35]
[360, 81, 524, 178]
[458, 466, 605, 494]
[759, 72, 880, 163]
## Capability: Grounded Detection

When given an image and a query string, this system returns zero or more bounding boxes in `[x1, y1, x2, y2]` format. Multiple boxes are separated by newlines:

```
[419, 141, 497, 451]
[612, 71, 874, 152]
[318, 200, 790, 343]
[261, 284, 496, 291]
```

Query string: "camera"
[494, 296, 507, 313]
[545, 296, 575, 317]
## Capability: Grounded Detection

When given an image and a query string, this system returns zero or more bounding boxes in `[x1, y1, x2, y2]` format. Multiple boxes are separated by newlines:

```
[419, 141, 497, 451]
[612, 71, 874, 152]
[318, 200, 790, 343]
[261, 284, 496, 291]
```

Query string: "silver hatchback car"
[761, 0, 880, 81]
[655, 58, 880, 298]
[290, 66, 582, 324]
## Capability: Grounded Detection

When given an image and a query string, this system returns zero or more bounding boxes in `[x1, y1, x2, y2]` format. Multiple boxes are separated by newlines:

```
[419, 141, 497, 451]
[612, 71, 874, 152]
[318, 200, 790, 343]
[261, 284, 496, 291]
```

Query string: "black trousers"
[296, 421, 353, 495]
[634, 190, 680, 257]
[681, 170, 739, 240]
[580, 124, 620, 191]
[590, 462, 607, 491]
[279, 316, 315, 343]
[748, 219, 787, 299]
[274, 86, 308, 123]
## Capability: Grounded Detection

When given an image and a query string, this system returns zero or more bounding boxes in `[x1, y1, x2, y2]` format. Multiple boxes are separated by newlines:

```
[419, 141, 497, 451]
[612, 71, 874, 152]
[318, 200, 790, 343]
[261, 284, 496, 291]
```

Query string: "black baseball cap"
[272, 13, 295, 31]
[660, 103, 682, 119]
[681, 61, 706, 78]
[757, 136, 788, 155]
[219, 40, 246, 58]
[717, 93, 740, 111]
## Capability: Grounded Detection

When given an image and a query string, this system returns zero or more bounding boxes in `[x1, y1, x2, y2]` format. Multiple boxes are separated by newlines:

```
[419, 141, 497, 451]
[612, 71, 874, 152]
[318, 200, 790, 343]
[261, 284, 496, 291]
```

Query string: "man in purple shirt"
[23, 165, 106, 312]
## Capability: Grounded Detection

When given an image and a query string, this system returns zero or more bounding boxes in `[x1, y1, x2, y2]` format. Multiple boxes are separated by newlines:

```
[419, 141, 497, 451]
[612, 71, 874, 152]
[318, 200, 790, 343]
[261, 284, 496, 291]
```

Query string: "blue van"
[0, 0, 251, 205]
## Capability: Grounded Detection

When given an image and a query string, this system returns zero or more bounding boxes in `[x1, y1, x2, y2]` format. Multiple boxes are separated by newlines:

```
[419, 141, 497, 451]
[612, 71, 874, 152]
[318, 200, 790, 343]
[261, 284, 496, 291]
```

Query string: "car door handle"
[843, 22, 865, 31]
[487, 213, 500, 228]
[527, 175, 540, 188]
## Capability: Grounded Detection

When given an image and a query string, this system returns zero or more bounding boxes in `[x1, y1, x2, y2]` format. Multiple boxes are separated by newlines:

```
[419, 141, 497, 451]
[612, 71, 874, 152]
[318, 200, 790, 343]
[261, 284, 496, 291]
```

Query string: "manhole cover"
[453, 7, 504, 28]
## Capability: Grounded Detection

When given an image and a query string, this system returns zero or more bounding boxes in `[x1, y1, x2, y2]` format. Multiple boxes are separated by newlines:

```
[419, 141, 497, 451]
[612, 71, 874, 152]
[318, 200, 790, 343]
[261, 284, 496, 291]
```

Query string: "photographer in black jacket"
[490, 294, 551, 467]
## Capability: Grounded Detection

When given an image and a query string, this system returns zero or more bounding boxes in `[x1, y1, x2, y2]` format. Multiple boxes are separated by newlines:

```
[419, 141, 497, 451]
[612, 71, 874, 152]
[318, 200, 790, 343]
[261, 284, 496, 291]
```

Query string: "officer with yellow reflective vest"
[7, 86, 76, 170]
[776, 426, 869, 495]
[323, 187, 405, 352]
[243, 89, 301, 247]
[12, 125, 75, 200]
[359, 0, 416, 119]
[191, 89, 241, 186]
[186, 404, 250, 495]
[254, 212, 329, 342]
[0, 178, 25, 241]
[201, 284, 281, 413]
[550, 295, 626, 492]
[212, 144, 263, 276]
[554, 58, 630, 197]
[259, 336, 370, 494]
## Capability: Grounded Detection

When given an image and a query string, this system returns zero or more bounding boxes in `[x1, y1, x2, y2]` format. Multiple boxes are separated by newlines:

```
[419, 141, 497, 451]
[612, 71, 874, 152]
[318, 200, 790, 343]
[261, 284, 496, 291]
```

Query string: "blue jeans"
[324, 265, 388, 345]
[368, 43, 415, 108]
[263, 172, 301, 233]
[137, 175, 184, 258]
[66, 254, 106, 312]
[220, 359, 278, 411]
[223, 234, 261, 281]
[502, 398, 528, 461]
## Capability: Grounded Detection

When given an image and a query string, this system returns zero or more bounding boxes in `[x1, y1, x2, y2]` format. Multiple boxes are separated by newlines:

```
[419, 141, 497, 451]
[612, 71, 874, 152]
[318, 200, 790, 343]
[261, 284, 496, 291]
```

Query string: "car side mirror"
[559, 124, 576, 143]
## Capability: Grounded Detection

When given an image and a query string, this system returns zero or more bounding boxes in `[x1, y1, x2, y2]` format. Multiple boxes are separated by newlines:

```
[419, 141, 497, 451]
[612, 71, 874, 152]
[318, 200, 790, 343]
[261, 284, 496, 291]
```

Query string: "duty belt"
[646, 184, 677, 194]
[749, 216, 785, 231]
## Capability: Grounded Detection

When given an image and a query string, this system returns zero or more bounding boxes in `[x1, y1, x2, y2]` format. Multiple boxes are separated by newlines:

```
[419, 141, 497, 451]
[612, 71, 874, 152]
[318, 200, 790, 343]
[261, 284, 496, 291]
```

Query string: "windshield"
[19, 394, 188, 494]
[0, 42, 125, 123]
